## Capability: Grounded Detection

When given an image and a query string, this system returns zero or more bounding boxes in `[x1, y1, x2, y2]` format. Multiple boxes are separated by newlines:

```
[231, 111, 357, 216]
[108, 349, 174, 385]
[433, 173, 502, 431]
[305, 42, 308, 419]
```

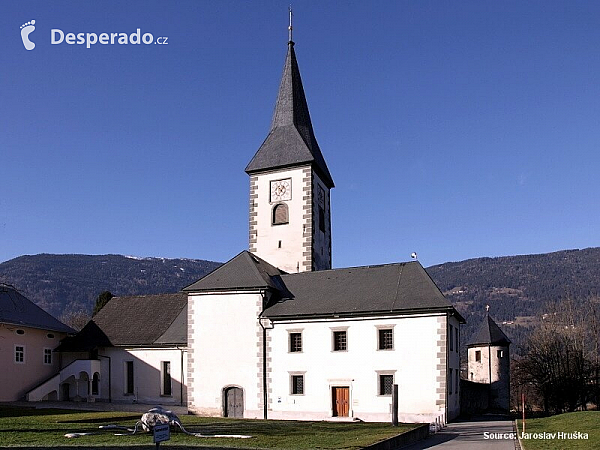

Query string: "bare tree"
[515, 297, 599, 414]
[60, 308, 91, 331]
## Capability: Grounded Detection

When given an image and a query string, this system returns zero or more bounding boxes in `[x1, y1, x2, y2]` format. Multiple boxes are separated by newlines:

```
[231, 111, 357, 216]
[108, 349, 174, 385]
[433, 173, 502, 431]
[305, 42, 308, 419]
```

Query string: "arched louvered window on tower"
[272, 203, 289, 225]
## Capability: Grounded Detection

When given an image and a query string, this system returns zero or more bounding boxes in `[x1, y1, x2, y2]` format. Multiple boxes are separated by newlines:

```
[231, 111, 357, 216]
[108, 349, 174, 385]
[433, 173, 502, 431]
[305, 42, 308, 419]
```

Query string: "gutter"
[266, 306, 463, 322]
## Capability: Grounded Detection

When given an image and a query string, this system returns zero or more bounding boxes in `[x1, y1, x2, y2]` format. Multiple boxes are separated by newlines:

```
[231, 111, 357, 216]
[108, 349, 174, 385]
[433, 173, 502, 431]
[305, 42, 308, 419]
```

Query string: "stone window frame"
[288, 329, 303, 353]
[376, 325, 395, 351]
[289, 371, 306, 396]
[331, 327, 349, 352]
[272, 203, 289, 225]
[376, 370, 396, 397]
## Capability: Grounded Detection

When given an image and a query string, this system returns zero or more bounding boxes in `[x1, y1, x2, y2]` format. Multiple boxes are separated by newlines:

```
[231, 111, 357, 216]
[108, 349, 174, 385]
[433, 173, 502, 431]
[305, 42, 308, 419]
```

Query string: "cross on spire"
[288, 6, 293, 43]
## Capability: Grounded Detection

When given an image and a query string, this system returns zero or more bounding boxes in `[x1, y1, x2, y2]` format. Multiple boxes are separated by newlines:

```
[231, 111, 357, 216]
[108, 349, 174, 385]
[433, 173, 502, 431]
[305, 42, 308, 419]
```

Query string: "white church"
[28, 31, 465, 425]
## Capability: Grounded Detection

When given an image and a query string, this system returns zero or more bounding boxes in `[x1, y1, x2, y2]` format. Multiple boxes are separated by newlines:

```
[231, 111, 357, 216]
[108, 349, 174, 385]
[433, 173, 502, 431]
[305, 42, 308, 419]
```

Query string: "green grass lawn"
[516, 411, 600, 450]
[0, 406, 420, 449]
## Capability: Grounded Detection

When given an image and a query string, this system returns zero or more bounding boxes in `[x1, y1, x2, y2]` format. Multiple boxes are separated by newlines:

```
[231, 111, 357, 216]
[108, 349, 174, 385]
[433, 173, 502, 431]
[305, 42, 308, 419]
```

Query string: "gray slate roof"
[245, 42, 334, 188]
[265, 262, 464, 320]
[467, 315, 511, 346]
[57, 292, 187, 351]
[183, 251, 285, 292]
[185, 253, 463, 321]
[0, 284, 74, 333]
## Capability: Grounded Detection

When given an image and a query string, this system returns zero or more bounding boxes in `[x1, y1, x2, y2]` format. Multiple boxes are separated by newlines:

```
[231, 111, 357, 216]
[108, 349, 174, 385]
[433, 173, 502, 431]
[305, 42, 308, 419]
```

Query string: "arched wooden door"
[224, 387, 244, 418]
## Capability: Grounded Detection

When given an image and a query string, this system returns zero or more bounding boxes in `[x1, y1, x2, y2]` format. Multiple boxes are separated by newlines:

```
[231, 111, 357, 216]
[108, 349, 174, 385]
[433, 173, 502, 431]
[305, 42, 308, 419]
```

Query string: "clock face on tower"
[271, 178, 292, 202]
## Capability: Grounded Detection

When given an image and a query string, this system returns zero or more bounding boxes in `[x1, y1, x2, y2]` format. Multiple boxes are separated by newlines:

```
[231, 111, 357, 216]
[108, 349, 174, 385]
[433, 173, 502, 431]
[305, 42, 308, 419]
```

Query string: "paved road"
[403, 415, 518, 450]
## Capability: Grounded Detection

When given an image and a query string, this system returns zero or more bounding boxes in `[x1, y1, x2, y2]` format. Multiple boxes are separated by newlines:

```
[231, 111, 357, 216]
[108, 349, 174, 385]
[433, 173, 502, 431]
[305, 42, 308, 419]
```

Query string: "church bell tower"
[245, 21, 334, 273]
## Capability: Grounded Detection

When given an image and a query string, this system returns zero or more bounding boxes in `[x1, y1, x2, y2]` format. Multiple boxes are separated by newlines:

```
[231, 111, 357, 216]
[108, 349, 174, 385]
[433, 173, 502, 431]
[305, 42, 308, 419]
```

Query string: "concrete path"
[403, 415, 518, 450]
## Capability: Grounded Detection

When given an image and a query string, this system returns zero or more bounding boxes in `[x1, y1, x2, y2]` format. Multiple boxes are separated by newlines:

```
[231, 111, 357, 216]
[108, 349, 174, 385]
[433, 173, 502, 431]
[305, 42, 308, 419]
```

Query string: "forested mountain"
[2, 248, 599, 351]
[0, 254, 221, 319]
[427, 247, 600, 350]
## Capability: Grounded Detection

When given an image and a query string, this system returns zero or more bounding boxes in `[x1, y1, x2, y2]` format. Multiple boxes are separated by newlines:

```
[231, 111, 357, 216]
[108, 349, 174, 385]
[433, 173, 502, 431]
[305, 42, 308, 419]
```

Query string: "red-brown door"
[332, 387, 350, 417]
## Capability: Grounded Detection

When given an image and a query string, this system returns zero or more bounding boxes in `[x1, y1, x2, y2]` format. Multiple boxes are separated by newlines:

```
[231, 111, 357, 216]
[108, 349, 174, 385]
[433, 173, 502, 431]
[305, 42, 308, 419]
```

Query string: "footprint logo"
[20, 20, 36, 50]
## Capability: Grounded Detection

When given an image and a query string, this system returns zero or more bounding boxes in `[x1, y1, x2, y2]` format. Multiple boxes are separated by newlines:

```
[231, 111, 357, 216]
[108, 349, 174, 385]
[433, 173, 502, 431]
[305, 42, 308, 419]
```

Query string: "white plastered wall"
[267, 313, 447, 423]
[187, 291, 264, 417]
[99, 347, 187, 405]
[252, 166, 311, 273]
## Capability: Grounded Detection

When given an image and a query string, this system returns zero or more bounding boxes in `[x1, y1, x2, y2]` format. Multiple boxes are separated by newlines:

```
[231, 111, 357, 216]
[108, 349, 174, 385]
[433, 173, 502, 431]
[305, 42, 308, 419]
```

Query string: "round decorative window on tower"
[16, 329, 25, 335]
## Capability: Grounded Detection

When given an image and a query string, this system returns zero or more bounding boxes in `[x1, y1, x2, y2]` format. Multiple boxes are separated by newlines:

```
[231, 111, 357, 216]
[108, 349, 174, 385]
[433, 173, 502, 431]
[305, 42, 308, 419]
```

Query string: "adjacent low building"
[30, 293, 187, 405]
[0, 283, 74, 401]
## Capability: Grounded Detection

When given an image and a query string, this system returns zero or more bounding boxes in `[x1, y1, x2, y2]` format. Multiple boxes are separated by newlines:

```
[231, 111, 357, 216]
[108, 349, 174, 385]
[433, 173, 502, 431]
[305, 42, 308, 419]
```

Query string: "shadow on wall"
[58, 349, 186, 406]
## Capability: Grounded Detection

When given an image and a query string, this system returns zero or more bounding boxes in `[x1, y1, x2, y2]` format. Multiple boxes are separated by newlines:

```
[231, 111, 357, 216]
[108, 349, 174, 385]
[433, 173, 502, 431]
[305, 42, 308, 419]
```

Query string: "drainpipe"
[258, 290, 273, 420]
[97, 353, 111, 403]
[178, 346, 184, 406]
[445, 315, 449, 424]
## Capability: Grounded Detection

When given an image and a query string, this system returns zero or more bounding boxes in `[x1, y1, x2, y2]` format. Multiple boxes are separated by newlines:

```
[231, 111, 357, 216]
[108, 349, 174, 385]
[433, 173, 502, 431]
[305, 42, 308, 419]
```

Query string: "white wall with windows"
[267, 313, 450, 422]
[91, 347, 187, 405]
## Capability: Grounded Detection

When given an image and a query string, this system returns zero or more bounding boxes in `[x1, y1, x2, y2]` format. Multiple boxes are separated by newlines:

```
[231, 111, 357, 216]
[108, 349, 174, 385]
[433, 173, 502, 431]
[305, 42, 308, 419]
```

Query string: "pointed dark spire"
[246, 34, 334, 188]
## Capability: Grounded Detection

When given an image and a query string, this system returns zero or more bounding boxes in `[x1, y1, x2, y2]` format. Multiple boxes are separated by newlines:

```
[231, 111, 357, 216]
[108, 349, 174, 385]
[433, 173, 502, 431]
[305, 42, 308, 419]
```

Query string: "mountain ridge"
[2, 248, 599, 350]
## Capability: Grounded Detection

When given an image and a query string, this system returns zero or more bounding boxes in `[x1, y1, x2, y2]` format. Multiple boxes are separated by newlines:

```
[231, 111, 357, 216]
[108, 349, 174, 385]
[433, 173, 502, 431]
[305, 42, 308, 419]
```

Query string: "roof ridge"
[389, 264, 404, 311]
[280, 260, 414, 278]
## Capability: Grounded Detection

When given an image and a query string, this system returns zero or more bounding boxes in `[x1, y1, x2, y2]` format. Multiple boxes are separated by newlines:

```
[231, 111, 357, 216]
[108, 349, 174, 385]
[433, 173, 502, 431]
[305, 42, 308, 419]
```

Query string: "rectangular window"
[455, 327, 459, 353]
[291, 375, 304, 395]
[449, 369, 453, 394]
[497, 349, 504, 358]
[289, 332, 302, 353]
[124, 361, 134, 394]
[44, 348, 52, 365]
[15, 345, 25, 364]
[161, 361, 172, 396]
[333, 330, 347, 351]
[318, 206, 325, 232]
[449, 324, 454, 352]
[456, 369, 460, 393]
[378, 328, 393, 350]
[379, 374, 394, 396]
[475, 350, 481, 362]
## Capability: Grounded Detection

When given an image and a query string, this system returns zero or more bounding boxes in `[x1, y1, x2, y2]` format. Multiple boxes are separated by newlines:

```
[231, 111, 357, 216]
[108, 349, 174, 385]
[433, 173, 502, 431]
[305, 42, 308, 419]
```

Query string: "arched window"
[272, 203, 289, 225]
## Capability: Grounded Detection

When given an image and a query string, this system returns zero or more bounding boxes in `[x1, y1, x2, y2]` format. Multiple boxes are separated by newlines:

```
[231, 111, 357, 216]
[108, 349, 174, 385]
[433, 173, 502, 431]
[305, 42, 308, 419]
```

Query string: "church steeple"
[245, 37, 334, 188]
[246, 24, 333, 273]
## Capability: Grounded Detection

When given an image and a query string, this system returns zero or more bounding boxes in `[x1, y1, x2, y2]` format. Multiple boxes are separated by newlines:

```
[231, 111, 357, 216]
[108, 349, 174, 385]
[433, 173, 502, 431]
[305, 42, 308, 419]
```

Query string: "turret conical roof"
[467, 314, 511, 347]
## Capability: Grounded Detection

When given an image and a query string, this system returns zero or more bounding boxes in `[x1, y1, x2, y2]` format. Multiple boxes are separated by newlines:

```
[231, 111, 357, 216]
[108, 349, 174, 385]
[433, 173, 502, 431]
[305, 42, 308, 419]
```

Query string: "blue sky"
[2, 1, 599, 268]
